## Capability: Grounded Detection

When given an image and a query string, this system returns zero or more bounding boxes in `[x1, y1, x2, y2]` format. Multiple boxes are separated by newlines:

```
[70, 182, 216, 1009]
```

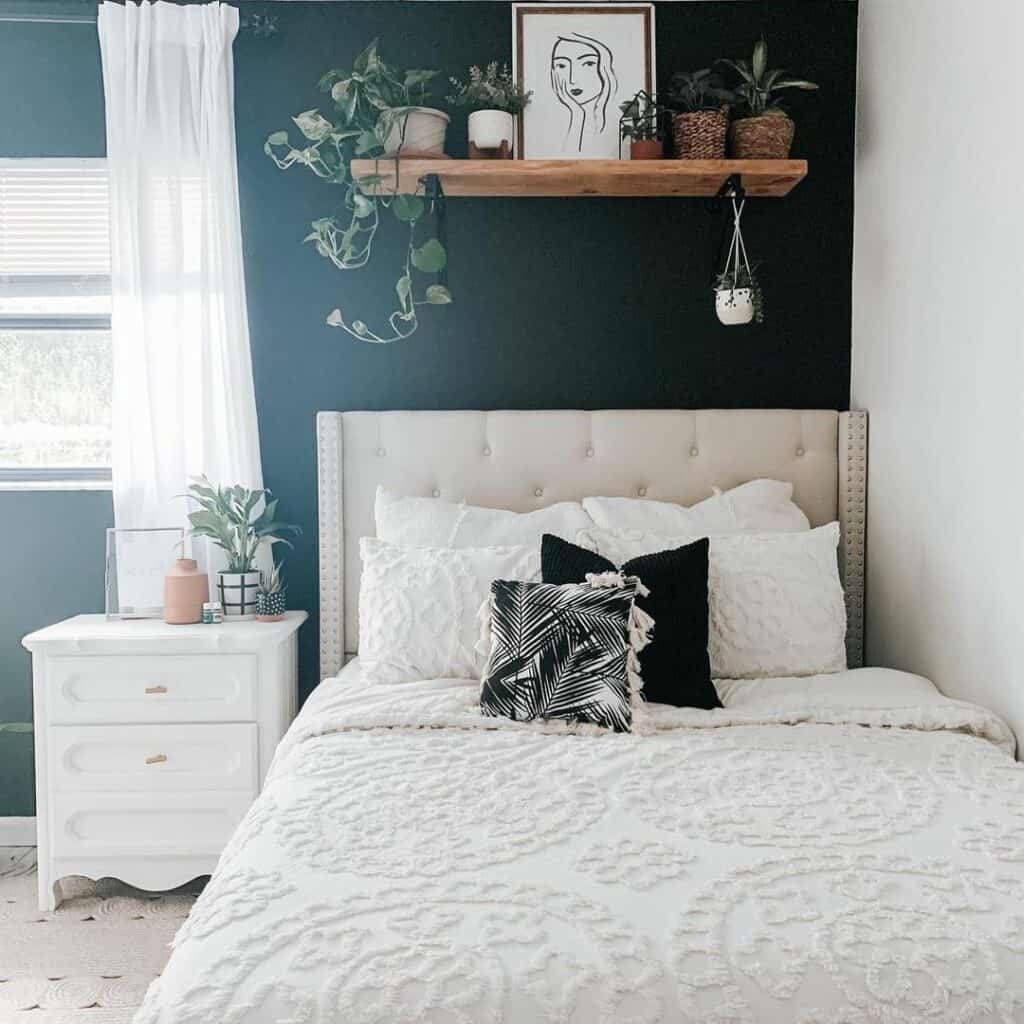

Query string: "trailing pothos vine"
[264, 40, 452, 344]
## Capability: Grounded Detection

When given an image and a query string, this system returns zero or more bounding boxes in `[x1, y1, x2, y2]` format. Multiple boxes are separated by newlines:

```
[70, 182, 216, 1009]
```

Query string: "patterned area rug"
[0, 849, 202, 1022]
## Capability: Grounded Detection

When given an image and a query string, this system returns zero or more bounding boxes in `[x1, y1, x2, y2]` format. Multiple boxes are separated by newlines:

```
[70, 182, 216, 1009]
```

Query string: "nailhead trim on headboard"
[317, 411, 344, 680]
[838, 410, 868, 668]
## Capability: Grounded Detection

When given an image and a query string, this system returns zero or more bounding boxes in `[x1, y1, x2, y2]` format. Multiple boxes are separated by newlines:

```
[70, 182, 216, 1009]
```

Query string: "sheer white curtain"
[98, 1, 262, 541]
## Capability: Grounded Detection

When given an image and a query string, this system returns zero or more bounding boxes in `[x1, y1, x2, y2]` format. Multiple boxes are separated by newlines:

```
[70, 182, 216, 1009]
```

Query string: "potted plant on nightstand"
[619, 90, 665, 159]
[666, 69, 735, 159]
[718, 37, 818, 159]
[183, 476, 301, 618]
[446, 62, 532, 158]
[256, 563, 288, 622]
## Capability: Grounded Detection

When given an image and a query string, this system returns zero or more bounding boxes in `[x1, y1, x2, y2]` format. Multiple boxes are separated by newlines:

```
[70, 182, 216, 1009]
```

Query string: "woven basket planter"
[729, 114, 795, 159]
[672, 108, 729, 160]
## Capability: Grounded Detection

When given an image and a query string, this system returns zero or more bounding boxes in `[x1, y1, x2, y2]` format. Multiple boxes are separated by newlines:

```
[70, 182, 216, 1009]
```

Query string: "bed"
[135, 410, 1024, 1024]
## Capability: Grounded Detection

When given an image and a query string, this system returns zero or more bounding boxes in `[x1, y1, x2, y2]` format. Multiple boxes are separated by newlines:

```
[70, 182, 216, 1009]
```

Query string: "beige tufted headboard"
[317, 409, 868, 679]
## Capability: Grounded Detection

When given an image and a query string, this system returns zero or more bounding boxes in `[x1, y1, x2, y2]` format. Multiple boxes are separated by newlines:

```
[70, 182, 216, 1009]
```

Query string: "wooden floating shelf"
[351, 158, 807, 198]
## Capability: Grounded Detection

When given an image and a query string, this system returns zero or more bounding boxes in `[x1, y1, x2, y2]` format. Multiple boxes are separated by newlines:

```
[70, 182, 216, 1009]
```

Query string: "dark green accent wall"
[0, 0, 857, 816]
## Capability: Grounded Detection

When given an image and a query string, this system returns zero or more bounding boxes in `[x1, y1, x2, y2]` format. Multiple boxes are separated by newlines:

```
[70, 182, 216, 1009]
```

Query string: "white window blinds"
[0, 158, 109, 276]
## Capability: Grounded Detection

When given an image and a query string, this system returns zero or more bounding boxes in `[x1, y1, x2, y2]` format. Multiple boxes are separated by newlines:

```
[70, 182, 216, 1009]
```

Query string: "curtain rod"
[0, 2, 251, 25]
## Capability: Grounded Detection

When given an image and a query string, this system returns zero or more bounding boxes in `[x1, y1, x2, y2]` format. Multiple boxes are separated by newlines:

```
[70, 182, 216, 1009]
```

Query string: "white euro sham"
[584, 523, 847, 679]
[583, 479, 810, 536]
[358, 537, 540, 683]
[375, 486, 593, 548]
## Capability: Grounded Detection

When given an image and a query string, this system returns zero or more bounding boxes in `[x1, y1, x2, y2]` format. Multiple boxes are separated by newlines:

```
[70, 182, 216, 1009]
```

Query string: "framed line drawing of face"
[513, 4, 655, 160]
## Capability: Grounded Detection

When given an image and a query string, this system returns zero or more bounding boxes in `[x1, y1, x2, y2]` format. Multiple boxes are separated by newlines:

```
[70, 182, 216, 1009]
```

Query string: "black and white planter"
[715, 286, 755, 325]
[218, 570, 262, 618]
[256, 591, 286, 622]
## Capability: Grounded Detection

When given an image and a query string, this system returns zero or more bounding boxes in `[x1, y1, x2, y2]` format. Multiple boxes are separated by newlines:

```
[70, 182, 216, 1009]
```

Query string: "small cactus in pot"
[256, 563, 287, 622]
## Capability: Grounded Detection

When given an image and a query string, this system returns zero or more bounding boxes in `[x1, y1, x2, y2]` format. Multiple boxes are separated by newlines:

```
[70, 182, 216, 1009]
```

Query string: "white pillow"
[584, 523, 846, 679]
[583, 479, 810, 536]
[375, 486, 593, 548]
[359, 538, 540, 683]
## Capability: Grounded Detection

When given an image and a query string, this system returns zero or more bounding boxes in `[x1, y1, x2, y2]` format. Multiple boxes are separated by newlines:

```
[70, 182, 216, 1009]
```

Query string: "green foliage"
[717, 37, 818, 118]
[264, 39, 450, 344]
[258, 562, 286, 596]
[0, 330, 111, 467]
[619, 90, 666, 142]
[446, 63, 532, 115]
[183, 476, 301, 573]
[666, 69, 736, 113]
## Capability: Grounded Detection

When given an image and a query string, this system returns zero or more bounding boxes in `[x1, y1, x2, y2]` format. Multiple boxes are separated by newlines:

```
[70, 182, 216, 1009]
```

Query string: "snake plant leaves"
[411, 238, 447, 274]
[391, 194, 424, 223]
[425, 284, 453, 304]
[752, 38, 768, 82]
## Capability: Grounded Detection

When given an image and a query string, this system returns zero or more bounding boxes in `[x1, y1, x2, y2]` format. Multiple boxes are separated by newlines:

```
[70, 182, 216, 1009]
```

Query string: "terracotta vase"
[163, 558, 209, 625]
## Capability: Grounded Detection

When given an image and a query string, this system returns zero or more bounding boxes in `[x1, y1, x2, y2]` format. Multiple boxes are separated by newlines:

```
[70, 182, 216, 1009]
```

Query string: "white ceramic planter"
[382, 106, 450, 157]
[715, 287, 754, 325]
[468, 109, 514, 153]
[217, 570, 262, 618]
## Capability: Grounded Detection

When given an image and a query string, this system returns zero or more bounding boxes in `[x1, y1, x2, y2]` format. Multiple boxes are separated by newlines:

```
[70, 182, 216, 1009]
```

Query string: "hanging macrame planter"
[714, 192, 763, 326]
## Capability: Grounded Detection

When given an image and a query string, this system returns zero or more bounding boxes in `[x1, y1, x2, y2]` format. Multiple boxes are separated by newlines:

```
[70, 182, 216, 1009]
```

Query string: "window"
[0, 158, 111, 484]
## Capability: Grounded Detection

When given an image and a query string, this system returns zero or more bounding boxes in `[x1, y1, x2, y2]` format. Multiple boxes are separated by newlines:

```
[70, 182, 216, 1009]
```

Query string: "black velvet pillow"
[542, 533, 720, 709]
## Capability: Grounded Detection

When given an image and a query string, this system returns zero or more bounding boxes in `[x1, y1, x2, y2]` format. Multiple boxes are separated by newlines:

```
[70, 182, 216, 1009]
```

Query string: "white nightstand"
[23, 611, 307, 911]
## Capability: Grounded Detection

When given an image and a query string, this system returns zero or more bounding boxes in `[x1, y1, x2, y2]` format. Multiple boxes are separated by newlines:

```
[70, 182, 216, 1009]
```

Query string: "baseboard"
[0, 816, 36, 846]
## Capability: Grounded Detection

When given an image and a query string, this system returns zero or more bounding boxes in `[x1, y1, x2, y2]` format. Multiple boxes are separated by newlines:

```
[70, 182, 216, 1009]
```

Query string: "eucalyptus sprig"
[446, 63, 532, 115]
[264, 39, 451, 343]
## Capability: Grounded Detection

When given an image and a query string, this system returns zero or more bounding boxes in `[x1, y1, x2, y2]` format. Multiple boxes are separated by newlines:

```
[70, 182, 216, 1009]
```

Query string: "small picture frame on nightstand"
[105, 527, 184, 619]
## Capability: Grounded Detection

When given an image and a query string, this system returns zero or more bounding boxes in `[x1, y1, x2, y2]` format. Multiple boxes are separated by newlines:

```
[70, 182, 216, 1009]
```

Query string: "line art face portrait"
[513, 4, 655, 159]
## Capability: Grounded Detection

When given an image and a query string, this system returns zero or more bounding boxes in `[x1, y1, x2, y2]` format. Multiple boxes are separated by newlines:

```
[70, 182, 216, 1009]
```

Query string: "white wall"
[852, 1, 1024, 743]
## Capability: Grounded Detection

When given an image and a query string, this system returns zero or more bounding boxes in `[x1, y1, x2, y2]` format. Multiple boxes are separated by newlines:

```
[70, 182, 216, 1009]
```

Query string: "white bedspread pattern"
[135, 666, 1024, 1024]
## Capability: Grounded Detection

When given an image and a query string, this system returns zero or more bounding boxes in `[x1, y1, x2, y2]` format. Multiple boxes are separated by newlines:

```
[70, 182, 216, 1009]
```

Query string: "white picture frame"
[512, 3, 656, 160]
[104, 527, 184, 619]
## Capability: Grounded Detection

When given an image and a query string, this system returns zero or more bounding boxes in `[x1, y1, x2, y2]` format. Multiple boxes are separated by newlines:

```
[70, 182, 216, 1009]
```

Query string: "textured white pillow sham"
[583, 479, 810, 536]
[583, 523, 846, 680]
[375, 486, 593, 548]
[359, 537, 541, 684]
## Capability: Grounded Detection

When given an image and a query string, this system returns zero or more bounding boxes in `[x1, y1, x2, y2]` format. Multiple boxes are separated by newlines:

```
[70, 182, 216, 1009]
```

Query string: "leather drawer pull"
[145, 754, 168, 765]
[145, 685, 167, 695]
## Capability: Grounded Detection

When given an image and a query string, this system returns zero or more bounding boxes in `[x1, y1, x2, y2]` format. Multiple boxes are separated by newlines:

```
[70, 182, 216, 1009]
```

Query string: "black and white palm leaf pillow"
[479, 574, 653, 733]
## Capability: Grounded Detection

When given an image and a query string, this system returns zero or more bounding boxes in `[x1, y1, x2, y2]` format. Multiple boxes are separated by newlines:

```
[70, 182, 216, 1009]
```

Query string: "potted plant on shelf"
[183, 476, 301, 618]
[446, 62, 532, 159]
[265, 39, 453, 344]
[321, 39, 447, 157]
[717, 37, 818, 159]
[619, 90, 665, 159]
[666, 69, 736, 159]
[256, 563, 288, 622]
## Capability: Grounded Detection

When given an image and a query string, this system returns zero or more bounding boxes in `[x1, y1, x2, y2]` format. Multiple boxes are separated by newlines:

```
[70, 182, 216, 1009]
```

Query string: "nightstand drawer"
[51, 791, 253, 860]
[47, 655, 258, 724]
[49, 723, 258, 792]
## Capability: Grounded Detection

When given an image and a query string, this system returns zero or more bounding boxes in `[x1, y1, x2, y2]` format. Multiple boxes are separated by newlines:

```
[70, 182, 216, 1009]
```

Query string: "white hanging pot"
[714, 193, 760, 326]
[468, 109, 514, 152]
[715, 287, 755, 325]
[382, 106, 450, 157]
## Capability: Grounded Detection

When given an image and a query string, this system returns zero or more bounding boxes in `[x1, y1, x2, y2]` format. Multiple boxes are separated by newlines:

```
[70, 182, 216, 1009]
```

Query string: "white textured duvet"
[136, 665, 1024, 1024]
